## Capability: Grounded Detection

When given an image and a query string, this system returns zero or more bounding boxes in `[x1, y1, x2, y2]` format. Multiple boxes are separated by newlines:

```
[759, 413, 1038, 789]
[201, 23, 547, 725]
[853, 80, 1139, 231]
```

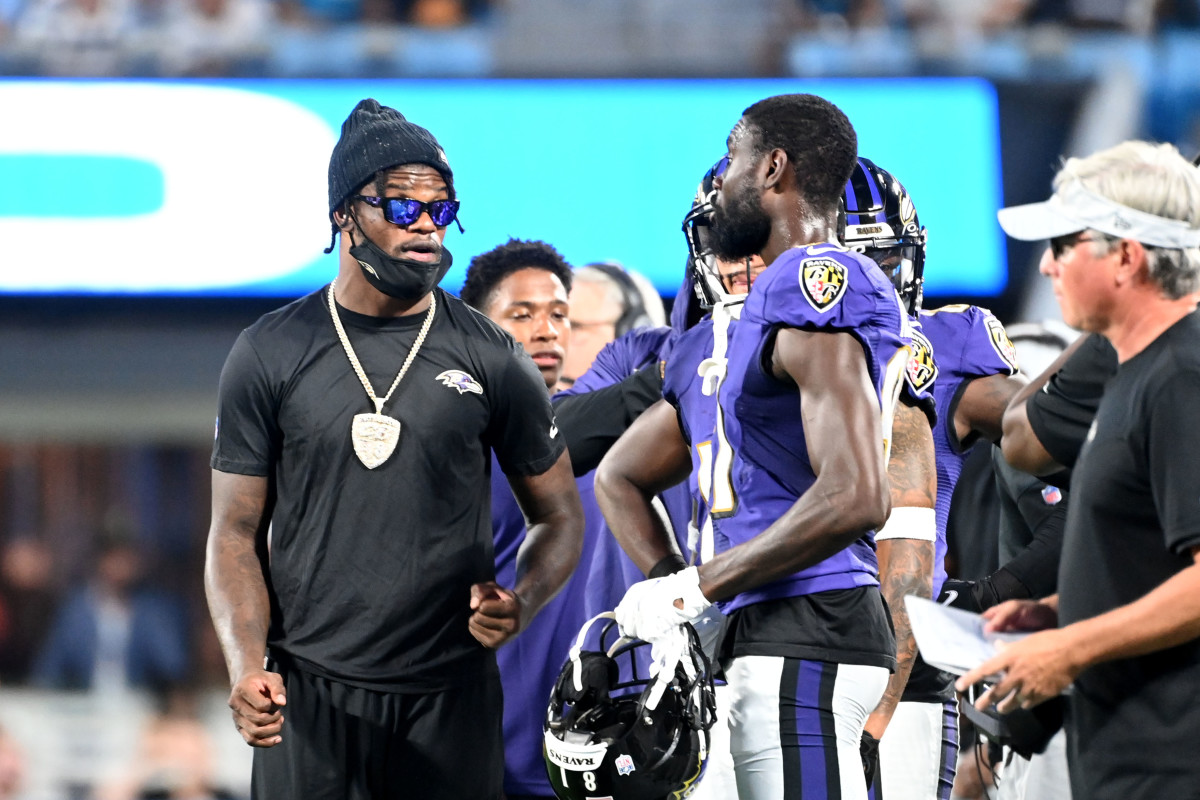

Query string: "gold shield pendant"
[351, 413, 401, 469]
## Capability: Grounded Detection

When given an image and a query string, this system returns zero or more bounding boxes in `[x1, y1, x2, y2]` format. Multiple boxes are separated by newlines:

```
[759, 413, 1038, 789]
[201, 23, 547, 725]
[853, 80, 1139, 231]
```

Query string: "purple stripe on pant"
[865, 698, 959, 800]
[937, 699, 959, 800]
[780, 659, 842, 799]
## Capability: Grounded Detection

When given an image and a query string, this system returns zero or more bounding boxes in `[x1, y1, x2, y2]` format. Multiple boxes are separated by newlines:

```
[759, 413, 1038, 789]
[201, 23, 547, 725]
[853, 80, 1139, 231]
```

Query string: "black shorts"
[251, 658, 504, 800]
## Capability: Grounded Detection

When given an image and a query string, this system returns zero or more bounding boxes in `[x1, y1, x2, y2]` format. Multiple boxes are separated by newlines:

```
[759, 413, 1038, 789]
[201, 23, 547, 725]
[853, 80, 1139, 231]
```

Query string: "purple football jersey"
[555, 326, 671, 397]
[552, 324, 693, 558]
[671, 244, 912, 614]
[914, 305, 1019, 595]
[662, 314, 725, 553]
[496, 327, 693, 794]
[492, 458, 616, 795]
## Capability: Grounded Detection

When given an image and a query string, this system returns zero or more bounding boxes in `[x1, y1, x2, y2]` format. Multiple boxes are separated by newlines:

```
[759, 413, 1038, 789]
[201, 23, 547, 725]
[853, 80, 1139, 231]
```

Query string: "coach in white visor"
[998, 169, 1200, 251]
[958, 141, 1200, 800]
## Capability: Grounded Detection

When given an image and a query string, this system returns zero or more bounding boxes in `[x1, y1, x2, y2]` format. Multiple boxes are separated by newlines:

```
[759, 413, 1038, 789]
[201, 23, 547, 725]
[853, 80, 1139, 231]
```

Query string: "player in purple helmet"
[843, 156, 1027, 800]
[597, 94, 920, 799]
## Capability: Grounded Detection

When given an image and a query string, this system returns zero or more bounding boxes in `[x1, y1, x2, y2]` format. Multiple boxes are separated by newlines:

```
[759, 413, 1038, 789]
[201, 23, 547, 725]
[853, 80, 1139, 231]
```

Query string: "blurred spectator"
[95, 687, 238, 800]
[395, 0, 486, 25]
[276, 0, 389, 27]
[157, 0, 271, 75]
[0, 0, 24, 39]
[790, 0, 895, 31]
[1158, 0, 1200, 27]
[405, 0, 463, 26]
[268, 0, 394, 77]
[0, 726, 24, 800]
[902, 0, 1171, 33]
[1064, 0, 1155, 31]
[11, 0, 135, 75]
[31, 530, 190, 693]
[0, 537, 58, 686]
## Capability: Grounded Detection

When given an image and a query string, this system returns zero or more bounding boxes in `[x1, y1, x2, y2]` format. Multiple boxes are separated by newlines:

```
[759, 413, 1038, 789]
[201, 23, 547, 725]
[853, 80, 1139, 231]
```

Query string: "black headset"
[584, 262, 654, 337]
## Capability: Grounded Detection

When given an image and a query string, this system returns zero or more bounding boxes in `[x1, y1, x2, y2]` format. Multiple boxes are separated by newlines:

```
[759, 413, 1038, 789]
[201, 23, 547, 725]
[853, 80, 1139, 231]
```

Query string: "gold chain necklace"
[327, 279, 436, 468]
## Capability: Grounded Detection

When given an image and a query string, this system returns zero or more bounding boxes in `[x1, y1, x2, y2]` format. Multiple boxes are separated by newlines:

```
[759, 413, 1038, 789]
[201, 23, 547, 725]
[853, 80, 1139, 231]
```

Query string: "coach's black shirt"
[212, 287, 563, 691]
[1059, 312, 1200, 800]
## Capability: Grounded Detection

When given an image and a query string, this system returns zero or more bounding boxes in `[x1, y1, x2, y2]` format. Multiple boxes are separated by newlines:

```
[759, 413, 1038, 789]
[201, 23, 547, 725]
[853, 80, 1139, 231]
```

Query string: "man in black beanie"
[206, 98, 584, 800]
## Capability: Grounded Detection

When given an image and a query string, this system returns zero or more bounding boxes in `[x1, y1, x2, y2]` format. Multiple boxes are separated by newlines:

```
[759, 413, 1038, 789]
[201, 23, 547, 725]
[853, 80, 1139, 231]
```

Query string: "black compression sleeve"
[648, 554, 688, 579]
[999, 500, 1066, 600]
[552, 365, 664, 476]
[990, 446, 1067, 598]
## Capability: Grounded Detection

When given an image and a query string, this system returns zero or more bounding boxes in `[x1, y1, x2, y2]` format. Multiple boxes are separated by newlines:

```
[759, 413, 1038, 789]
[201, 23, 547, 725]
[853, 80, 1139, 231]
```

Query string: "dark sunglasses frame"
[1049, 232, 1108, 260]
[355, 195, 461, 228]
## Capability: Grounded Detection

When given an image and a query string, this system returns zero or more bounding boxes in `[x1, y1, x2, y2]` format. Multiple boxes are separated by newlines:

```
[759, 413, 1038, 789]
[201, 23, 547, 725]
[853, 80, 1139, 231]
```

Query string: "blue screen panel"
[0, 78, 1004, 297]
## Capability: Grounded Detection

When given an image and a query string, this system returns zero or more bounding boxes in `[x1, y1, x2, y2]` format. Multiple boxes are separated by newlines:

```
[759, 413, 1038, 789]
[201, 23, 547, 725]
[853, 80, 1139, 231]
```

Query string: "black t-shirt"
[1058, 313, 1200, 799]
[1025, 332, 1118, 470]
[212, 287, 563, 691]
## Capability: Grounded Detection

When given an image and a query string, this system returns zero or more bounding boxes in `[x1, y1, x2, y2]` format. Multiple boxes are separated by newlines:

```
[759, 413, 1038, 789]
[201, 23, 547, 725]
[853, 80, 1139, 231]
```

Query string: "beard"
[710, 180, 771, 262]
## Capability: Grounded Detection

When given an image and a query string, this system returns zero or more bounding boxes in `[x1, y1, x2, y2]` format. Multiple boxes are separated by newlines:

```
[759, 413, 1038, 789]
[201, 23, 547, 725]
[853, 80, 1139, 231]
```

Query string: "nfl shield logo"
[800, 257, 849, 312]
[615, 753, 636, 776]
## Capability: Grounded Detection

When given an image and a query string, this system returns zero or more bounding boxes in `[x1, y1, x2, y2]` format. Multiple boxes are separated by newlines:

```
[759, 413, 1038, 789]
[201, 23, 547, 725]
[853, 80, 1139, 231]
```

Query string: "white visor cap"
[998, 181, 1200, 249]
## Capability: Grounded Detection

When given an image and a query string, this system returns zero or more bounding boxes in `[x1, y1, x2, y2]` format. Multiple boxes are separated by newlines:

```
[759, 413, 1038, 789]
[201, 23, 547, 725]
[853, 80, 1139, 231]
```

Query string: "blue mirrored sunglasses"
[355, 195, 461, 228]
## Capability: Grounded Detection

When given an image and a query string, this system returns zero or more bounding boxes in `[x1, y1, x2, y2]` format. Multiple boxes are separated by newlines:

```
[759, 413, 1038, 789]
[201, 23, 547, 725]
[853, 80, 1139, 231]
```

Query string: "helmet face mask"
[683, 158, 746, 309]
[841, 157, 927, 316]
[544, 615, 716, 800]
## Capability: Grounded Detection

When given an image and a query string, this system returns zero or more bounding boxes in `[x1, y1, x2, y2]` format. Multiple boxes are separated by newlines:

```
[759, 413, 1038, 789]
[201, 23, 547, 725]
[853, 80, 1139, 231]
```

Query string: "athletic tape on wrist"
[874, 505, 936, 542]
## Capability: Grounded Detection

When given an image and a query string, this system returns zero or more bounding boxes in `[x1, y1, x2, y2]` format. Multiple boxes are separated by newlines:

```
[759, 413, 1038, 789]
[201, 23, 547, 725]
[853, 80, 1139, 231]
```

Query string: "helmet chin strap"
[569, 612, 623, 693]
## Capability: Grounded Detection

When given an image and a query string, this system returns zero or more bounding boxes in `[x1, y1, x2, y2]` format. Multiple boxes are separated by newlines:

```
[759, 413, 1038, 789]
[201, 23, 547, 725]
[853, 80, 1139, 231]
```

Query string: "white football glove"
[614, 566, 712, 644]
[645, 625, 691, 710]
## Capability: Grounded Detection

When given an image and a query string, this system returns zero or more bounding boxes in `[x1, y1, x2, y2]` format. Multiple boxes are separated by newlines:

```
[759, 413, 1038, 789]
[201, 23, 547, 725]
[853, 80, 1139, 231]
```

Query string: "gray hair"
[1056, 141, 1200, 299]
[571, 266, 628, 313]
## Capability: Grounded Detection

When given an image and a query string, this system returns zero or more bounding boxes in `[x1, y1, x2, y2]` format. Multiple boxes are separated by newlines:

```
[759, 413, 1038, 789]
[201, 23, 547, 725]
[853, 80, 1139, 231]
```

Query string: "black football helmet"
[682, 156, 750, 308]
[544, 613, 717, 800]
[841, 156, 927, 315]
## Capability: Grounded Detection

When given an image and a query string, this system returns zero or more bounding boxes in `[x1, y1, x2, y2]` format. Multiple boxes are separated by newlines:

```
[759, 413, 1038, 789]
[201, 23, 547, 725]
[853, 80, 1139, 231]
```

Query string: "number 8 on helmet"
[543, 613, 717, 800]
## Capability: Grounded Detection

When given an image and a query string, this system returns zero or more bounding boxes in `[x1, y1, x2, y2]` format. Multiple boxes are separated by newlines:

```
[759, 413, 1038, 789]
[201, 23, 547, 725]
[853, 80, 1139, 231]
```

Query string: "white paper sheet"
[904, 595, 1030, 677]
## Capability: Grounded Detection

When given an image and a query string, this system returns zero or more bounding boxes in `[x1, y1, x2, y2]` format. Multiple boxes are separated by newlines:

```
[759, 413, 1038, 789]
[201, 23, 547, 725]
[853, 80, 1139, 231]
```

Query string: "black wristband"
[648, 554, 688, 579]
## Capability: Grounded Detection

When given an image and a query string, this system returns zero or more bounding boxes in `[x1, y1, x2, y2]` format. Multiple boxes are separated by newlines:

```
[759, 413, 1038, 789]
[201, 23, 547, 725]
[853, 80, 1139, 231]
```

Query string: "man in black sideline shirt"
[204, 99, 584, 800]
[957, 140, 1200, 800]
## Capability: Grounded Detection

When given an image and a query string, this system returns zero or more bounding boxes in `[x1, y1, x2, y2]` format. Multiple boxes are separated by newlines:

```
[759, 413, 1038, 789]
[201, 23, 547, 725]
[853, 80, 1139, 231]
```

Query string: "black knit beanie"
[327, 98, 454, 215]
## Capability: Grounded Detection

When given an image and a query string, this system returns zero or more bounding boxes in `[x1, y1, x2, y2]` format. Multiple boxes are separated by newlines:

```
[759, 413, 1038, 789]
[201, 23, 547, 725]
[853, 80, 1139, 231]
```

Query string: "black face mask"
[348, 230, 453, 302]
